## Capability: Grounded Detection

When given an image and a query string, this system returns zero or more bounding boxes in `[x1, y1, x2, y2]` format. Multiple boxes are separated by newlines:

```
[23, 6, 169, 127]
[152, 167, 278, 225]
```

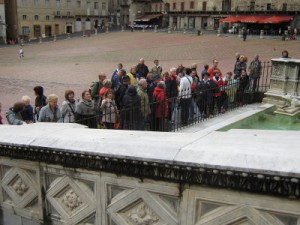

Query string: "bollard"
[260, 30, 264, 39]
[53, 35, 56, 42]
[168, 26, 171, 34]
[238, 30, 242, 38]
[39, 37, 42, 43]
[20, 39, 24, 46]
[106, 27, 109, 33]
[142, 26, 145, 32]
[95, 29, 98, 35]
[284, 30, 288, 40]
[183, 28, 186, 34]
[217, 27, 221, 37]
[121, 26, 124, 32]
[154, 25, 157, 33]
[67, 33, 70, 40]
[83, 31, 86, 37]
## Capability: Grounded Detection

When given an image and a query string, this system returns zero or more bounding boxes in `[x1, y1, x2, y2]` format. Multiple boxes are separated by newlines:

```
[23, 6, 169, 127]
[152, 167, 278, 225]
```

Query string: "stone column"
[106, 27, 109, 33]
[217, 27, 221, 36]
[154, 25, 157, 33]
[260, 30, 264, 39]
[142, 26, 145, 32]
[168, 26, 171, 34]
[53, 35, 56, 42]
[121, 26, 124, 32]
[20, 39, 24, 46]
[95, 29, 98, 35]
[82, 31, 86, 37]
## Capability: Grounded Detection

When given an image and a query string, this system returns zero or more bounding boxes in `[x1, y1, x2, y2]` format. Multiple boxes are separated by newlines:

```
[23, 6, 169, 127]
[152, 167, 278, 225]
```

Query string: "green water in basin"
[219, 107, 300, 131]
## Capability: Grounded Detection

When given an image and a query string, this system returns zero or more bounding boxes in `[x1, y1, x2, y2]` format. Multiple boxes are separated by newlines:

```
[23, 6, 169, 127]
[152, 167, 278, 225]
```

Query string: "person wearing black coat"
[33, 86, 47, 121]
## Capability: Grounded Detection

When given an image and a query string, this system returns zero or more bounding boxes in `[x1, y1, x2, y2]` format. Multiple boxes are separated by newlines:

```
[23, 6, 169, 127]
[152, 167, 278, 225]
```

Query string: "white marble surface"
[0, 113, 299, 177]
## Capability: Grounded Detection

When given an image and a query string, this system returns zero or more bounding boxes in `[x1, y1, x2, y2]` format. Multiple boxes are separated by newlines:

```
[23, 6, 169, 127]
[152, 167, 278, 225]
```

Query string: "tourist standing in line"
[100, 89, 118, 129]
[178, 68, 193, 126]
[6, 102, 25, 125]
[61, 90, 76, 123]
[201, 64, 209, 80]
[153, 81, 169, 131]
[76, 90, 97, 128]
[90, 72, 106, 104]
[127, 66, 138, 85]
[233, 52, 240, 77]
[136, 58, 149, 79]
[21, 96, 34, 123]
[234, 55, 247, 79]
[33, 86, 47, 121]
[208, 59, 222, 80]
[165, 67, 179, 121]
[150, 59, 162, 77]
[248, 55, 262, 92]
[38, 94, 62, 123]
[137, 79, 150, 130]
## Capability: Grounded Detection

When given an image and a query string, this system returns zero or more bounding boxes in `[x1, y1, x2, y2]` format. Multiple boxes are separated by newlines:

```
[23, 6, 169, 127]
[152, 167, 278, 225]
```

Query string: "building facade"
[4, 0, 109, 41]
[147, 0, 300, 30]
[0, 0, 6, 44]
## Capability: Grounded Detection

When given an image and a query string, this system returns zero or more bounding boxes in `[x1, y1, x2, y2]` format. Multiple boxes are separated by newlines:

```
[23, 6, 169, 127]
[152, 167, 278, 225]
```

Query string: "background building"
[0, 0, 6, 44]
[4, 0, 109, 41]
[146, 0, 300, 31]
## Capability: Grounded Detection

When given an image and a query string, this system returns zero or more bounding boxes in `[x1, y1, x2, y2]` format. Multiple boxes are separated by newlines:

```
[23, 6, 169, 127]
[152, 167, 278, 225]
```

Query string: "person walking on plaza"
[61, 90, 76, 123]
[248, 55, 262, 92]
[19, 48, 24, 58]
[6, 102, 25, 125]
[76, 90, 97, 128]
[0, 102, 3, 124]
[38, 94, 62, 123]
[242, 27, 247, 41]
[136, 58, 149, 79]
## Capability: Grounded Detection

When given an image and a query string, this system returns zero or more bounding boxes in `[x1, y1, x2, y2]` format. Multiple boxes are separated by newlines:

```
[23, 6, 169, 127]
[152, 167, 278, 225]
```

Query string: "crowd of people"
[1, 50, 288, 131]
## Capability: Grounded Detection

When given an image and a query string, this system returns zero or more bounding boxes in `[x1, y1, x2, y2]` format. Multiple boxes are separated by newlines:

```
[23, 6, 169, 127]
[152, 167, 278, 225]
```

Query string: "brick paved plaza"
[0, 31, 299, 117]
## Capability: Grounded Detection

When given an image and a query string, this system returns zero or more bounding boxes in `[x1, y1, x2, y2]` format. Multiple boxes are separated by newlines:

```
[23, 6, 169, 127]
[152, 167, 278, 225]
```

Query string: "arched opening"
[76, 18, 82, 32]
[85, 18, 91, 30]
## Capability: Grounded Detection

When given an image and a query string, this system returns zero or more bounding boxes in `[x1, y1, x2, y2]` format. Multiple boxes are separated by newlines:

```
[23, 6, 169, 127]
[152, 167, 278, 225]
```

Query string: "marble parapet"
[0, 123, 299, 198]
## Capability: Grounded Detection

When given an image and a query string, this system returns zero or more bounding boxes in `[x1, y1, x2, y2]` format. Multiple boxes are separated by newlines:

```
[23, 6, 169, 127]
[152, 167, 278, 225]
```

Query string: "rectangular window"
[67, 0, 71, 8]
[282, 3, 287, 11]
[94, 2, 98, 9]
[22, 26, 30, 35]
[77, 1, 81, 8]
[35, 15, 39, 20]
[46, 15, 50, 20]
[173, 3, 176, 10]
[56, 0, 60, 8]
[181, 2, 184, 11]
[56, 11, 60, 15]
[155, 4, 158, 11]
[160, 3, 162, 11]
[45, 0, 49, 7]
[102, 2, 106, 15]
[267, 3, 271, 10]
[34, 0, 38, 6]
[190, 1, 194, 9]
[67, 11, 71, 16]
[250, 1, 255, 11]
[202, 2, 207, 11]
[22, 0, 28, 6]
[22, 15, 27, 20]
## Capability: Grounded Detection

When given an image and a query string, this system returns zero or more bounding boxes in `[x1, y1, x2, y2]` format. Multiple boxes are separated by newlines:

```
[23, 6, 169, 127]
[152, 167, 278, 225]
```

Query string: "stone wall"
[1, 157, 300, 225]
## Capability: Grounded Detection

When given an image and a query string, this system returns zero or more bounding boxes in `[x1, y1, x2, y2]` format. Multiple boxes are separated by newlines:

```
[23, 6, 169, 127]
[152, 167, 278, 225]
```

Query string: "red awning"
[134, 14, 162, 22]
[239, 15, 269, 23]
[219, 16, 243, 23]
[259, 16, 293, 24]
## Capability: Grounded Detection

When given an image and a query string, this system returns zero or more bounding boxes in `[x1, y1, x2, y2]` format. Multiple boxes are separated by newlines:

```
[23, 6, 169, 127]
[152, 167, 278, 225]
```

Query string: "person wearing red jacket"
[153, 81, 169, 131]
[207, 59, 222, 80]
[212, 70, 226, 113]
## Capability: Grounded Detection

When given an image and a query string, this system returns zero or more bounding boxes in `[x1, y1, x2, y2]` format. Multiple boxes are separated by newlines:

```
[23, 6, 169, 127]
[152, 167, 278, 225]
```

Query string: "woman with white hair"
[38, 94, 62, 122]
[21, 95, 34, 123]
